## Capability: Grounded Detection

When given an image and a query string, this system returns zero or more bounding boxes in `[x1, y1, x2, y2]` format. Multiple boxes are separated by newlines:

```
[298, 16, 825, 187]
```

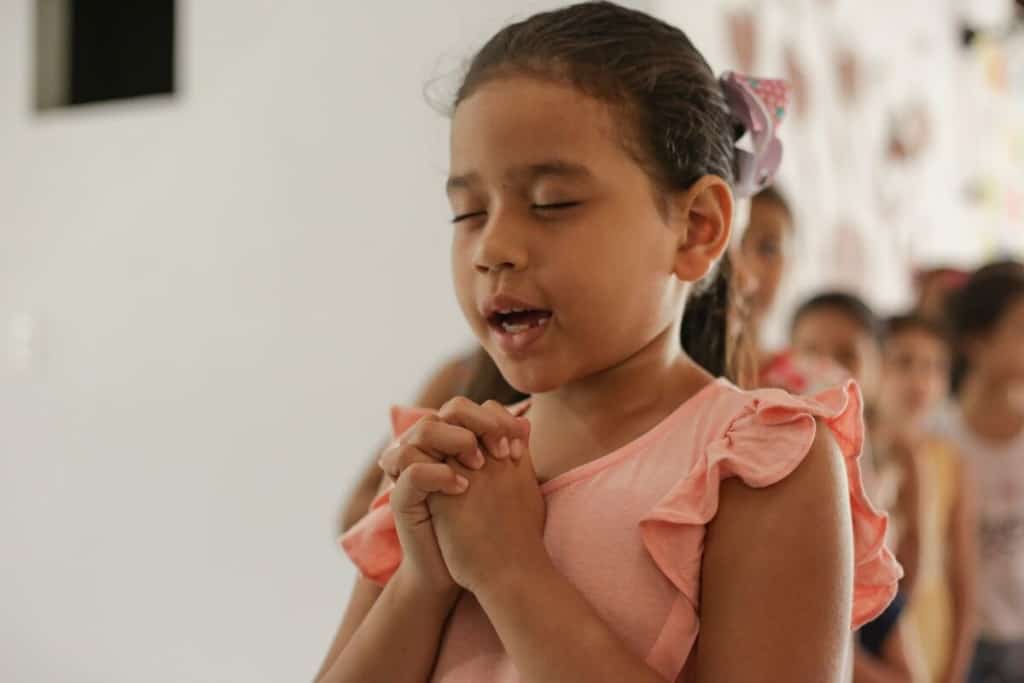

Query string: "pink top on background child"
[341, 378, 902, 682]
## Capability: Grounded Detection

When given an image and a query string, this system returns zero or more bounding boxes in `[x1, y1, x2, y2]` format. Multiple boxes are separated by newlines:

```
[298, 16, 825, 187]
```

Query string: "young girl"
[736, 185, 796, 366]
[789, 293, 926, 683]
[944, 263, 1024, 682]
[877, 314, 977, 683]
[317, 4, 899, 681]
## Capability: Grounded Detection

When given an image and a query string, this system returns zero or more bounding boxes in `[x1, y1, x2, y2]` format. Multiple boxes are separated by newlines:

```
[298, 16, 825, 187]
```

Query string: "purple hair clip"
[718, 71, 789, 198]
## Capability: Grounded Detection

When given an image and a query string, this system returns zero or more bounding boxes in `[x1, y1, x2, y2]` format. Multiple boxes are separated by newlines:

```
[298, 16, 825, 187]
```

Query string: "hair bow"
[718, 71, 789, 198]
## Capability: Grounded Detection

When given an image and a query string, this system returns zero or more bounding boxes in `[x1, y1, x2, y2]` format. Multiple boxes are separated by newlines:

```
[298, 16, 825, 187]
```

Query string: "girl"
[790, 293, 926, 683]
[737, 185, 796, 365]
[317, 4, 899, 681]
[944, 263, 1024, 682]
[877, 315, 976, 683]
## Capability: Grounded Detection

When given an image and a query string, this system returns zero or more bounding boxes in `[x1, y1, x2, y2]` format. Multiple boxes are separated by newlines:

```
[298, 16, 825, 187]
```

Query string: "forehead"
[449, 76, 629, 175]
[795, 308, 873, 346]
[885, 328, 948, 355]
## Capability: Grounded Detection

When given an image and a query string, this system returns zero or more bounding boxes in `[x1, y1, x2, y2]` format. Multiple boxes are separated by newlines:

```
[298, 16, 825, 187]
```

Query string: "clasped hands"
[378, 397, 547, 596]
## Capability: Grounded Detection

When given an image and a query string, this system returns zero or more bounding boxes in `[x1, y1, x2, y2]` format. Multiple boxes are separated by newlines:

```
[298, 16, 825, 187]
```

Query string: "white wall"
[0, 2, 656, 681]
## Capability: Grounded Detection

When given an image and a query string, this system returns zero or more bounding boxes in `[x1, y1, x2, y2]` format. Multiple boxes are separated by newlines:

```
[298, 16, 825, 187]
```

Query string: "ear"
[668, 175, 734, 282]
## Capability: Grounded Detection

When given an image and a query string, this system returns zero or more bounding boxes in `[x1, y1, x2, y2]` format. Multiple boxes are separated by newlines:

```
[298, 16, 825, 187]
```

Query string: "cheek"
[763, 260, 784, 289]
[451, 239, 479, 324]
[925, 374, 947, 400]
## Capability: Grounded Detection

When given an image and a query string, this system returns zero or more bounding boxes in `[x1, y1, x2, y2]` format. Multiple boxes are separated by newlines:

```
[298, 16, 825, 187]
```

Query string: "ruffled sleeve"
[338, 406, 433, 586]
[638, 380, 902, 629]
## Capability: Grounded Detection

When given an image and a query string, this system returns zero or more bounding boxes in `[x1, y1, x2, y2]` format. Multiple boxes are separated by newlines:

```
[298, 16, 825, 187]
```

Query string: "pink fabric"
[340, 379, 901, 682]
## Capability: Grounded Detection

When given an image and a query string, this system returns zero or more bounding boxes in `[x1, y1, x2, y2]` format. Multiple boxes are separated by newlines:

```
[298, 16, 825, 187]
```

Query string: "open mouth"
[488, 308, 553, 334]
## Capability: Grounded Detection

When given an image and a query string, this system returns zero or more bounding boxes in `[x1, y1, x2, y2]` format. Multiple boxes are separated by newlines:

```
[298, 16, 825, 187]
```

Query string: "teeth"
[500, 316, 550, 334]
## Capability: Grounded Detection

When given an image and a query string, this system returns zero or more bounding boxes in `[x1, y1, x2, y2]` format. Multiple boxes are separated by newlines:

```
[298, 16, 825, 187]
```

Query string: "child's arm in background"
[692, 423, 851, 682]
[943, 458, 977, 683]
[852, 641, 912, 683]
[894, 445, 923, 598]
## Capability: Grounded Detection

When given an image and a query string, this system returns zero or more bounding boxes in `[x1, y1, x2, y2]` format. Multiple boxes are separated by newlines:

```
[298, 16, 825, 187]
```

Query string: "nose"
[731, 248, 760, 299]
[474, 211, 528, 275]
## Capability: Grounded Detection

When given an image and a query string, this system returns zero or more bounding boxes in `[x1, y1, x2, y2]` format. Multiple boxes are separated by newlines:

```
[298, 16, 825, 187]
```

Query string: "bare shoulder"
[715, 419, 849, 535]
[695, 420, 851, 681]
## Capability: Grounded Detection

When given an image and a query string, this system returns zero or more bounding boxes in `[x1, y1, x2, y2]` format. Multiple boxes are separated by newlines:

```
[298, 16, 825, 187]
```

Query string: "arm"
[337, 354, 474, 534]
[473, 554, 666, 683]
[852, 621, 922, 683]
[692, 422, 851, 682]
[852, 647, 906, 683]
[894, 448, 922, 599]
[943, 458, 977, 683]
[315, 569, 459, 683]
[313, 577, 382, 681]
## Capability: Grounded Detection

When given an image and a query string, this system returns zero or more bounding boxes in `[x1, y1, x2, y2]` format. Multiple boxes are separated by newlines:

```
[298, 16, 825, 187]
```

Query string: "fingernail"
[511, 439, 524, 461]
[455, 475, 469, 492]
[474, 448, 485, 469]
[500, 436, 511, 459]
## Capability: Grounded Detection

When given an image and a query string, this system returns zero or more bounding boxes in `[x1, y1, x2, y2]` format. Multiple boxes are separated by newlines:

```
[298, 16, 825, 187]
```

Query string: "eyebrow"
[445, 160, 594, 195]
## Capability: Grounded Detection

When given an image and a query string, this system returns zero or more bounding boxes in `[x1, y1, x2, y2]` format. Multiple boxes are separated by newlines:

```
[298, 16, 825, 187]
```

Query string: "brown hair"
[454, 1, 742, 379]
[882, 313, 952, 349]
[750, 185, 793, 223]
[947, 260, 1024, 393]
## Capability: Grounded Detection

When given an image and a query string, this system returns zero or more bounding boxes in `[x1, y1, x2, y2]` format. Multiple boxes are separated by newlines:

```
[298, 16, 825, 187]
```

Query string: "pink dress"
[341, 378, 901, 682]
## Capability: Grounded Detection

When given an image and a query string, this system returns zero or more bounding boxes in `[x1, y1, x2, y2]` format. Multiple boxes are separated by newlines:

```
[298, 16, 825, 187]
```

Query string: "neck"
[531, 322, 710, 427]
[961, 373, 1024, 443]
[873, 412, 925, 447]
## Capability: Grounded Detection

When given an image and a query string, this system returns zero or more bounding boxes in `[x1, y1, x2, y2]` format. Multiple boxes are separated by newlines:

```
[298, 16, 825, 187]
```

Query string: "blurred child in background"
[735, 186, 796, 367]
[878, 315, 976, 683]
[944, 262, 1024, 682]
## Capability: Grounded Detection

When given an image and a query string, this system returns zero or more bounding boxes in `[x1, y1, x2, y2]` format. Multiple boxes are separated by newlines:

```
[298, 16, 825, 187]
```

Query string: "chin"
[493, 358, 567, 396]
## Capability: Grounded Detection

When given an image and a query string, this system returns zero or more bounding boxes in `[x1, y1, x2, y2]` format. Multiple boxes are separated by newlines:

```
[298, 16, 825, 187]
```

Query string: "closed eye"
[533, 201, 580, 211]
[451, 211, 486, 224]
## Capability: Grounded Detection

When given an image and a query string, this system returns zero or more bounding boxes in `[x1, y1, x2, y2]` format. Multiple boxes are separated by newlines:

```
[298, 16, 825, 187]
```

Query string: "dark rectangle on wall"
[69, 0, 175, 105]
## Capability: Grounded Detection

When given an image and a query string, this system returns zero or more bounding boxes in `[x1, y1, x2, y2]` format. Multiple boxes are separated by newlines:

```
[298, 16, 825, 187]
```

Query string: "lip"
[481, 293, 549, 320]
[480, 293, 553, 356]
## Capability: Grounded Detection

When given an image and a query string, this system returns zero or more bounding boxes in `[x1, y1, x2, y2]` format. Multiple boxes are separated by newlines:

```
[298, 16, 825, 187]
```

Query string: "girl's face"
[968, 297, 1024, 387]
[738, 197, 792, 322]
[447, 76, 726, 394]
[878, 328, 950, 427]
[791, 308, 880, 399]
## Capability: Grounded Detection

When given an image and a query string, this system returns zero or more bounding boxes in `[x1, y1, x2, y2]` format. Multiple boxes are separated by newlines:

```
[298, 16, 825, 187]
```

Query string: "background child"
[944, 262, 1024, 682]
[318, 4, 899, 681]
[878, 315, 977, 683]
[736, 185, 796, 368]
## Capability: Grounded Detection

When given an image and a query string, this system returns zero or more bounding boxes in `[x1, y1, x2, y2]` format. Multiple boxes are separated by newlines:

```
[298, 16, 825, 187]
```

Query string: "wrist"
[472, 544, 555, 602]
[391, 565, 462, 614]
